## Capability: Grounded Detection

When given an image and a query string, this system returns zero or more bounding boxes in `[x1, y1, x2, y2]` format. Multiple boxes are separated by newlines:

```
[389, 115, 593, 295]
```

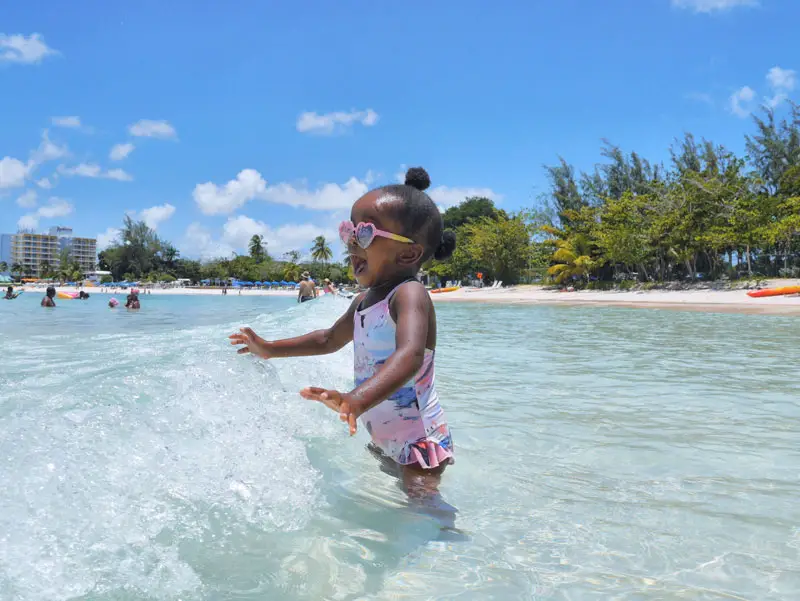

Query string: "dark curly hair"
[376, 167, 456, 262]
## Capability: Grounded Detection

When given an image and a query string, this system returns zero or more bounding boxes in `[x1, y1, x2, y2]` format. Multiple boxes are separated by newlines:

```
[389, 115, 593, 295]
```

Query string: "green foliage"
[442, 197, 506, 230]
[538, 106, 800, 283]
[311, 236, 333, 263]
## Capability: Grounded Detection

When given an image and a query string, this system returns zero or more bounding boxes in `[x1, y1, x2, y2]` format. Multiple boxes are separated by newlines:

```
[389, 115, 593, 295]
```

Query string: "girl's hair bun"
[405, 167, 431, 191]
[433, 230, 456, 261]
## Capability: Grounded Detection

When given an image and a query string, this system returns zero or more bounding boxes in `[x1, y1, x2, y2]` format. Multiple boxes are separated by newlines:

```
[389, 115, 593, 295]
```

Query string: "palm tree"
[311, 236, 333, 264]
[39, 261, 53, 279]
[0, 261, 7, 273]
[547, 234, 603, 285]
[11, 263, 23, 280]
[249, 235, 266, 262]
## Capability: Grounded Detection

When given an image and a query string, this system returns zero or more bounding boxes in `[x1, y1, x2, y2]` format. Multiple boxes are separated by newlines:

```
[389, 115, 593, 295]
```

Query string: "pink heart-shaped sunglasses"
[339, 221, 415, 249]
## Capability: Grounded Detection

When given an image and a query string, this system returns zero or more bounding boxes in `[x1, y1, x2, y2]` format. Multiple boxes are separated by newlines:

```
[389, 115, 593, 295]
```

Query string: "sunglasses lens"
[339, 222, 354, 245]
[355, 223, 375, 248]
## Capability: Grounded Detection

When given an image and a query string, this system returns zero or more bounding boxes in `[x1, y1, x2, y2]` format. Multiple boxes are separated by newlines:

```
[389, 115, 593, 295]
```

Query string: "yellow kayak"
[430, 286, 460, 294]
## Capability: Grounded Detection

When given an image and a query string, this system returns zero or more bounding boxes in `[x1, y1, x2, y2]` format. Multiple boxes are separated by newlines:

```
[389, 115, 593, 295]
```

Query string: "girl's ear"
[396, 243, 424, 267]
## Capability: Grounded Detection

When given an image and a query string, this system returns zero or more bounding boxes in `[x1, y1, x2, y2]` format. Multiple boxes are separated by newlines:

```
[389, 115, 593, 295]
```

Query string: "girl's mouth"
[351, 255, 367, 276]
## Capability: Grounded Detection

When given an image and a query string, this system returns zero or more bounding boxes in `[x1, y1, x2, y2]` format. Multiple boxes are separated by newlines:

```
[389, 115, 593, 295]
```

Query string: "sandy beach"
[20, 280, 800, 314]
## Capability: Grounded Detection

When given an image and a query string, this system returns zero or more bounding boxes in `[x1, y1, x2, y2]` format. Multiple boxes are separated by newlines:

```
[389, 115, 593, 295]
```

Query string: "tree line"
[96, 216, 344, 285]
[428, 104, 800, 287]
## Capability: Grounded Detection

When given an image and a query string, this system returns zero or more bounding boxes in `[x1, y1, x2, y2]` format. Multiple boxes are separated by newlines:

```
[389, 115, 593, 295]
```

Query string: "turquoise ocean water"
[1, 292, 799, 600]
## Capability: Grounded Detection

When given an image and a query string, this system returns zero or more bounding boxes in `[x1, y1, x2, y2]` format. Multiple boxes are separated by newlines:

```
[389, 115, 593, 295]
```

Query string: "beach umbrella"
[254, 281, 263, 286]
[288, 281, 297, 287]
[271, 281, 280, 286]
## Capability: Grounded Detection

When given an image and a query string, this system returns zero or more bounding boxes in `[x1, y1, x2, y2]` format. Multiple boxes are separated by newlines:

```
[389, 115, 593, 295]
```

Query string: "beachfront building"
[0, 227, 97, 278]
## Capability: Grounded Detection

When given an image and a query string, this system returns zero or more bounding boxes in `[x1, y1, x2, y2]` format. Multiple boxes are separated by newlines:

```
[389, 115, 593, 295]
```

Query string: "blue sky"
[1, 0, 799, 260]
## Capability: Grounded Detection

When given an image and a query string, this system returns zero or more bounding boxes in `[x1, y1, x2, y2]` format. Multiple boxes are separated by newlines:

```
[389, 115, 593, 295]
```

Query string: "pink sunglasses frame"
[339, 220, 415, 249]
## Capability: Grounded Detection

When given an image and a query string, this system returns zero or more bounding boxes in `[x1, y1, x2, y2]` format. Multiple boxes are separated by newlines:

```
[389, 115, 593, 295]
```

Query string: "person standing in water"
[4, 286, 20, 300]
[125, 291, 140, 309]
[230, 167, 457, 500]
[41, 286, 56, 307]
[322, 278, 338, 296]
[297, 271, 317, 303]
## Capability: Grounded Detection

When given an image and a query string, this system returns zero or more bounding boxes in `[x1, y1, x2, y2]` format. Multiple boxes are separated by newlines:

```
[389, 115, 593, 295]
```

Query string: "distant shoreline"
[19, 281, 800, 314]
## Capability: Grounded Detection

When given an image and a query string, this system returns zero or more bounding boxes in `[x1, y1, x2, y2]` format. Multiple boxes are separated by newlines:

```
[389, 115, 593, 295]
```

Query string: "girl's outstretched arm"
[302, 283, 430, 433]
[229, 294, 363, 359]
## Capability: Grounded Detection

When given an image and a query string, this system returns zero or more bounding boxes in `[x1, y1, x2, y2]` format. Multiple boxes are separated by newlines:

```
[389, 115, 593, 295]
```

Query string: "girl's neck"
[363, 273, 417, 307]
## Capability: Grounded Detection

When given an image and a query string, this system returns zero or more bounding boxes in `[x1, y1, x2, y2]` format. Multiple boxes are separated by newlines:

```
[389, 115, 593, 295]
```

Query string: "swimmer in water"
[230, 167, 457, 501]
[4, 286, 20, 300]
[322, 278, 337, 295]
[125, 292, 140, 309]
[108, 297, 119, 308]
[297, 272, 317, 303]
[41, 286, 56, 307]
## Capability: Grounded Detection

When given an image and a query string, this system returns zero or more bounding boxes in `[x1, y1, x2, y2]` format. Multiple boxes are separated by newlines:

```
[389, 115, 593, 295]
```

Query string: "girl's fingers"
[237, 347, 251, 354]
[348, 413, 357, 436]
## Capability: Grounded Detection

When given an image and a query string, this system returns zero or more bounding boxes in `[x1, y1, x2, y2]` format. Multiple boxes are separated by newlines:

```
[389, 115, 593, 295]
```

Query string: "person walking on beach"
[297, 271, 317, 303]
[230, 166, 457, 501]
[41, 286, 56, 307]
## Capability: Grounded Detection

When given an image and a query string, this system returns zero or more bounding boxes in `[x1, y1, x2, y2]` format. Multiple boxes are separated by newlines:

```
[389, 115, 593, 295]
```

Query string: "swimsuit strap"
[384, 278, 418, 305]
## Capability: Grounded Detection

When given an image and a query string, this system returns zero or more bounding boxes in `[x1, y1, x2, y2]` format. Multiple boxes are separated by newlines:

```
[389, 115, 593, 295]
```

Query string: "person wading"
[298, 271, 317, 303]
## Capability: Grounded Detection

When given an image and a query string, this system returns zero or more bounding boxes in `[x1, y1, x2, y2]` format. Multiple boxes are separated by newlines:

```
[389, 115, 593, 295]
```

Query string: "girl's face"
[347, 192, 422, 288]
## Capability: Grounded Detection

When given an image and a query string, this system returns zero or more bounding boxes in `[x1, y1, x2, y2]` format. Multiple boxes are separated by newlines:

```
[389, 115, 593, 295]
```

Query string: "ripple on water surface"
[1, 294, 799, 600]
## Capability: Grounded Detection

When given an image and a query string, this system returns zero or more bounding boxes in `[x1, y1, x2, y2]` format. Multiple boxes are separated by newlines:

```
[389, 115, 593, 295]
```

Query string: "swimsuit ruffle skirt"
[354, 282, 453, 469]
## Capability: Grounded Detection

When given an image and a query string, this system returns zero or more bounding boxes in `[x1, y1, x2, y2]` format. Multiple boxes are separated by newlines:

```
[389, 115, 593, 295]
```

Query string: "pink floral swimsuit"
[353, 281, 454, 469]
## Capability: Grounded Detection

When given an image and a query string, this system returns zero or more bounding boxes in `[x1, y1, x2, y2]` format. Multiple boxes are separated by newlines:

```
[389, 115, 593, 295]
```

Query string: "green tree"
[311, 236, 333, 264]
[11, 263, 23, 279]
[0, 261, 7, 273]
[462, 215, 532, 284]
[547, 234, 603, 285]
[249, 235, 266, 262]
[442, 197, 506, 230]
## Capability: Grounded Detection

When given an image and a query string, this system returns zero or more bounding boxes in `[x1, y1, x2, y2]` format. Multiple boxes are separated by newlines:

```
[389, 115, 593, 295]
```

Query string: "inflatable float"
[430, 286, 460, 294]
[746, 286, 800, 298]
[57, 291, 79, 300]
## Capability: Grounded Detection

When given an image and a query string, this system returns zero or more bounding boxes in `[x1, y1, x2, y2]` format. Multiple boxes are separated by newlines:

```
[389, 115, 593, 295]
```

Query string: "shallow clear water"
[1, 292, 799, 600]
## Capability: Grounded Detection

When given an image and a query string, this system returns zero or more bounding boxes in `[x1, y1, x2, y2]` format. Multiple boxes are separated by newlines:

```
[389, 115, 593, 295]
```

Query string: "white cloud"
[194, 169, 370, 215]
[0, 157, 30, 189]
[17, 215, 39, 230]
[38, 198, 73, 218]
[52, 116, 81, 128]
[429, 185, 503, 210]
[193, 168, 500, 216]
[138, 203, 176, 230]
[16, 189, 37, 208]
[96, 227, 121, 251]
[767, 66, 797, 91]
[109, 143, 134, 161]
[37, 177, 53, 189]
[17, 197, 74, 230]
[30, 130, 69, 165]
[193, 169, 268, 215]
[58, 163, 133, 182]
[128, 119, 177, 139]
[729, 85, 756, 118]
[296, 109, 379, 135]
[262, 177, 368, 211]
[671, 0, 758, 13]
[180, 223, 235, 261]
[106, 168, 133, 182]
[221, 215, 339, 257]
[0, 33, 58, 64]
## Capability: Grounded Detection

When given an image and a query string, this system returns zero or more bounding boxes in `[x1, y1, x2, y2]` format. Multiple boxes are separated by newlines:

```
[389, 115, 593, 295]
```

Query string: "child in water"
[230, 167, 457, 496]
[41, 286, 56, 307]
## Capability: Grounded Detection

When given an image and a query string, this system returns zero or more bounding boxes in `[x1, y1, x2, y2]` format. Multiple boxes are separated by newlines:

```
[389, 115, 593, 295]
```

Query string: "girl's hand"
[229, 327, 272, 359]
[300, 387, 359, 435]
